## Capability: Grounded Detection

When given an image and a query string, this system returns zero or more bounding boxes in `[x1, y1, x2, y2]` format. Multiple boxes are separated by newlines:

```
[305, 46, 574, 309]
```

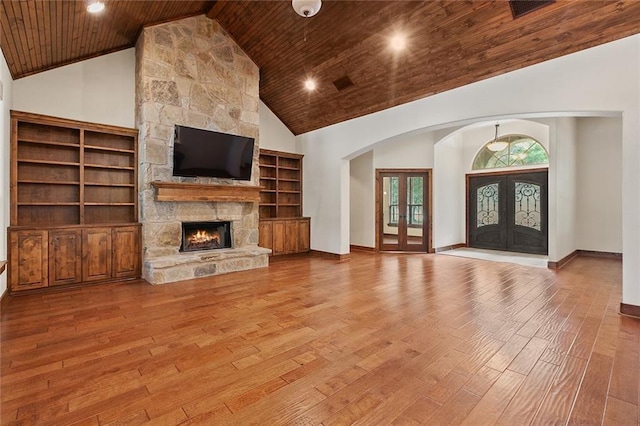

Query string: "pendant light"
[486, 123, 508, 152]
[292, 0, 322, 17]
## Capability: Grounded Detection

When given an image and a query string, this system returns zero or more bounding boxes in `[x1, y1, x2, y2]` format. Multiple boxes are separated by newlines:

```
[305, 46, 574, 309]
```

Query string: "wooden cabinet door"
[82, 228, 112, 282]
[272, 221, 286, 255]
[49, 230, 82, 286]
[112, 226, 140, 279]
[9, 230, 48, 291]
[298, 218, 310, 253]
[258, 220, 273, 249]
[284, 220, 299, 254]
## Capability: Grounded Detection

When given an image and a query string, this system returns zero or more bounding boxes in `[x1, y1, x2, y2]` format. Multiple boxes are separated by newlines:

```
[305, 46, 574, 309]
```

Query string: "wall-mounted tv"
[172, 125, 255, 180]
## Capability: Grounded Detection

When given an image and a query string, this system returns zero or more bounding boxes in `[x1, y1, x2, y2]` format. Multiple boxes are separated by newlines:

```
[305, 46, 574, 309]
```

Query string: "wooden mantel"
[151, 181, 261, 202]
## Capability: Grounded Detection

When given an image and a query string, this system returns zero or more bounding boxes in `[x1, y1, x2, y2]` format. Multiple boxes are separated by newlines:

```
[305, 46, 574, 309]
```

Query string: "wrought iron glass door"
[378, 170, 429, 252]
[468, 170, 548, 255]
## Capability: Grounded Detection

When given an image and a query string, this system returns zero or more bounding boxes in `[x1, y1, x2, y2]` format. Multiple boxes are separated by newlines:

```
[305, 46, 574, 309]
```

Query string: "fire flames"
[187, 230, 220, 247]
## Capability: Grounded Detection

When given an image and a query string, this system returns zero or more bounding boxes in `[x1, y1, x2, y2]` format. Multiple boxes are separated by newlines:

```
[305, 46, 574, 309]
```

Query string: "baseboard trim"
[350, 245, 375, 253]
[268, 252, 313, 262]
[620, 303, 640, 319]
[548, 249, 623, 269]
[435, 243, 466, 253]
[311, 250, 351, 261]
[576, 250, 623, 260]
[548, 250, 578, 269]
[0, 288, 10, 311]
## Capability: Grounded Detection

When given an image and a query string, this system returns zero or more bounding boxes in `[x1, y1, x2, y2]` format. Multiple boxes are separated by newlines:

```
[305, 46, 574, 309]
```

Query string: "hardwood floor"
[1, 253, 638, 425]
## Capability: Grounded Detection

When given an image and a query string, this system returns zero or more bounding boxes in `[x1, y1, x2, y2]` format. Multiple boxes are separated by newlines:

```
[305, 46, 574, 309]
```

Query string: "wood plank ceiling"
[0, 0, 213, 77]
[2, 1, 640, 135]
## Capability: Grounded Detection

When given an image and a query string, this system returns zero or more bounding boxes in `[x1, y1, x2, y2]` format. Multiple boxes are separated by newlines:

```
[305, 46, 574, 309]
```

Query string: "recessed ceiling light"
[304, 79, 317, 91]
[390, 34, 407, 51]
[86, 0, 105, 14]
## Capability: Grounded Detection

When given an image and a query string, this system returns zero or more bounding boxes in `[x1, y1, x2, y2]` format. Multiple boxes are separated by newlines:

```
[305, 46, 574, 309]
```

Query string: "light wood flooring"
[1, 252, 638, 425]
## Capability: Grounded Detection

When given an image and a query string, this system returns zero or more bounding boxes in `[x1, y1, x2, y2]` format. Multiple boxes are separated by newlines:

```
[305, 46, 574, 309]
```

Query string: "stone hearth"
[136, 15, 269, 284]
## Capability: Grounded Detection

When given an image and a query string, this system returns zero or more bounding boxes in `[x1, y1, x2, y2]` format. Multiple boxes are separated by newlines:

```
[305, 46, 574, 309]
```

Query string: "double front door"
[377, 170, 430, 252]
[468, 170, 548, 255]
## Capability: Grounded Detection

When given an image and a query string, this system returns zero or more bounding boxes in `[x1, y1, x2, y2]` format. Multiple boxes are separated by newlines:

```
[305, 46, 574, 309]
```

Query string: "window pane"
[514, 182, 541, 231]
[390, 177, 398, 204]
[384, 176, 398, 226]
[477, 183, 499, 227]
[473, 134, 549, 170]
[408, 177, 423, 225]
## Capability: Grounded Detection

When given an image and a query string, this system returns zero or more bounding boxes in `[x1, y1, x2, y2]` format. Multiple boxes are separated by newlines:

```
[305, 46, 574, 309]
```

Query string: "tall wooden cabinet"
[258, 149, 310, 256]
[8, 111, 141, 293]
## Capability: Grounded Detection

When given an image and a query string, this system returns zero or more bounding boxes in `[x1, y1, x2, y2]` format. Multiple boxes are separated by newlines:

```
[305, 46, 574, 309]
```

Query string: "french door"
[377, 169, 431, 252]
[467, 170, 548, 255]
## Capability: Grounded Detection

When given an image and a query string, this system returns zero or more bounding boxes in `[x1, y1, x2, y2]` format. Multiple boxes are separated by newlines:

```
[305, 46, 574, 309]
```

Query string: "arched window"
[473, 134, 549, 170]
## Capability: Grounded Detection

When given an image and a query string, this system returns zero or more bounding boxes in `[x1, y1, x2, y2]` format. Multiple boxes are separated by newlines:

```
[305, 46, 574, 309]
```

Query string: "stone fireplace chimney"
[135, 15, 269, 284]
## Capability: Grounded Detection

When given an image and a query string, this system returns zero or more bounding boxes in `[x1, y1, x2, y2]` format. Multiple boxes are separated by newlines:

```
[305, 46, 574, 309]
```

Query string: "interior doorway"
[467, 169, 548, 255]
[376, 169, 432, 252]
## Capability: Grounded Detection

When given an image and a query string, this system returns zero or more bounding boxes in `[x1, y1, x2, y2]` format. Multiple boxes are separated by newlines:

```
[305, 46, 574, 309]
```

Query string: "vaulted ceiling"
[2, 1, 640, 135]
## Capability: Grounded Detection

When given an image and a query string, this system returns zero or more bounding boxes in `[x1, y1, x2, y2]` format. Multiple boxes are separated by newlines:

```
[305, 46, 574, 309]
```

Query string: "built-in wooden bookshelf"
[259, 149, 303, 219]
[258, 149, 309, 256]
[8, 111, 140, 292]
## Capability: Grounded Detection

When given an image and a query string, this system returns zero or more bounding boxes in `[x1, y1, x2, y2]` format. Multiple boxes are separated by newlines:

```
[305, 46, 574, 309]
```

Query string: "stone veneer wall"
[135, 15, 269, 284]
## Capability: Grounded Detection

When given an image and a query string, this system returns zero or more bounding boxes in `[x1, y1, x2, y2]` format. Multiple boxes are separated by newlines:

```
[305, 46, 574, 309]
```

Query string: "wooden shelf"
[18, 202, 80, 206]
[85, 203, 135, 206]
[84, 145, 135, 154]
[259, 149, 304, 220]
[85, 163, 135, 170]
[85, 182, 135, 187]
[18, 159, 79, 167]
[18, 180, 80, 185]
[18, 138, 79, 148]
[151, 181, 261, 202]
[11, 110, 138, 228]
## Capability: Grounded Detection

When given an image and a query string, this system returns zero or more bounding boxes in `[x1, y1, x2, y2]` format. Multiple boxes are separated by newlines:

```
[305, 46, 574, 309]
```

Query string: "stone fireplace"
[136, 15, 270, 284]
[181, 221, 231, 252]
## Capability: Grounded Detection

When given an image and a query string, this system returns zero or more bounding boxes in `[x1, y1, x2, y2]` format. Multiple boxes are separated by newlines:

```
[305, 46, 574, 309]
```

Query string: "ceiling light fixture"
[304, 78, 317, 91]
[292, 0, 322, 17]
[390, 34, 407, 51]
[487, 123, 509, 152]
[85, 0, 105, 13]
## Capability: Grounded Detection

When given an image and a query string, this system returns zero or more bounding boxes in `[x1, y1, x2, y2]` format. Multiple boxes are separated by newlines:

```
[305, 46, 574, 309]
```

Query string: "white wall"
[548, 117, 578, 261]
[576, 117, 623, 252]
[349, 150, 374, 247]
[433, 133, 464, 248]
[372, 132, 434, 169]
[258, 101, 298, 154]
[299, 34, 640, 307]
[0, 49, 13, 301]
[12, 49, 135, 128]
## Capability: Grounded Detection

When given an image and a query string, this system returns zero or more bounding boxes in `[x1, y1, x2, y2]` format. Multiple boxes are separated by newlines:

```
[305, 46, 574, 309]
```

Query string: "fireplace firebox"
[180, 221, 232, 252]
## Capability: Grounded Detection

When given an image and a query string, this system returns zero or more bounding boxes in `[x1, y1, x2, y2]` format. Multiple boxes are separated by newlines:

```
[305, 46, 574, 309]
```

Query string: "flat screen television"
[172, 125, 255, 180]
